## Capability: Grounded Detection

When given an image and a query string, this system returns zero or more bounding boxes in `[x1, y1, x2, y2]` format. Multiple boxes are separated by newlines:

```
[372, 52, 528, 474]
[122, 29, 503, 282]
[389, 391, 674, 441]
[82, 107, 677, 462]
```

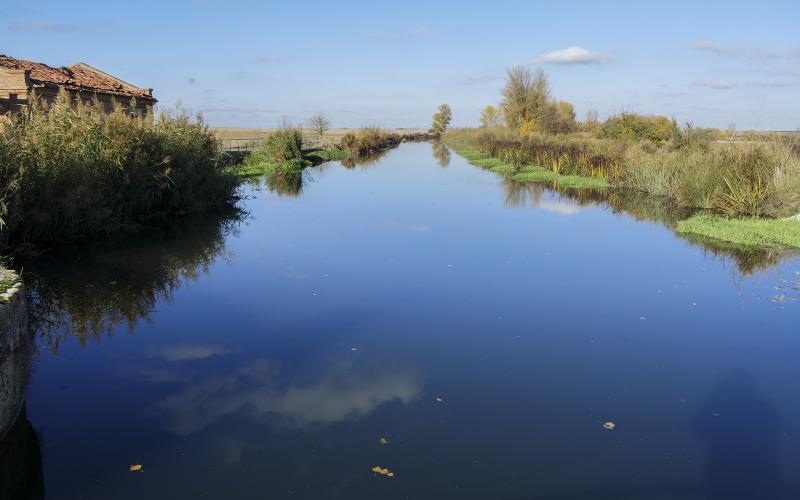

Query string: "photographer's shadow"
[692, 369, 782, 500]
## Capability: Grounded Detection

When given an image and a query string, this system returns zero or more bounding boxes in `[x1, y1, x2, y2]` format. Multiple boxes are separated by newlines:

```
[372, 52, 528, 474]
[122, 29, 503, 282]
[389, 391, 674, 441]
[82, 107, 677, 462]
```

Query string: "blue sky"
[4, 0, 800, 130]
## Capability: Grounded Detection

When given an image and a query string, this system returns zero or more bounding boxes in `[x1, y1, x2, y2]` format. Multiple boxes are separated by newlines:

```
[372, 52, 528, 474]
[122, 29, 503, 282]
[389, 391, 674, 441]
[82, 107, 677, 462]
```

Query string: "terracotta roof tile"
[0, 54, 154, 100]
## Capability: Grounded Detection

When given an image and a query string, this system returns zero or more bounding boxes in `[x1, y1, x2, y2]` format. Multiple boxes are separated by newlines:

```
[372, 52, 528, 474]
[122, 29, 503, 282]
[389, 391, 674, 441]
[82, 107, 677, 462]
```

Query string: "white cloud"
[531, 46, 613, 65]
[694, 79, 735, 90]
[369, 27, 431, 40]
[258, 53, 281, 63]
[9, 21, 112, 32]
[690, 41, 800, 60]
[746, 80, 800, 88]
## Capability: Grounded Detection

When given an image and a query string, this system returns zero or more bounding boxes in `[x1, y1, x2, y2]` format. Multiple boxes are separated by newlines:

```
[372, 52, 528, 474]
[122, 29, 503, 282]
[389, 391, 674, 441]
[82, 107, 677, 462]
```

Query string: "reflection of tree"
[500, 178, 544, 208]
[340, 149, 392, 169]
[432, 141, 451, 168]
[22, 210, 243, 353]
[265, 170, 304, 197]
[520, 183, 795, 275]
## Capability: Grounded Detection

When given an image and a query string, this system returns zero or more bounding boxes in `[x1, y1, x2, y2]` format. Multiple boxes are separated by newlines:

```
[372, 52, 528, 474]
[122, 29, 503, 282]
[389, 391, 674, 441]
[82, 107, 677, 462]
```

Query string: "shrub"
[598, 113, 681, 144]
[249, 128, 303, 164]
[340, 127, 400, 157]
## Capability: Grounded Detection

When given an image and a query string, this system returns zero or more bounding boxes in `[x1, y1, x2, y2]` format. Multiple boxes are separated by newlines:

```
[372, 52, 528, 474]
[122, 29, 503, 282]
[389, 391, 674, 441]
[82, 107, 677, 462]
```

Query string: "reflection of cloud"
[148, 344, 228, 362]
[150, 361, 421, 435]
[531, 46, 613, 65]
[536, 199, 583, 216]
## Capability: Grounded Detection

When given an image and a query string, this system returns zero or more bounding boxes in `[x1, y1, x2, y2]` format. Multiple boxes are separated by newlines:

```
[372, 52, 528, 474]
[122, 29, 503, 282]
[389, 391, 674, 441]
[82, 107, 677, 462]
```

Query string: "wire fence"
[215, 135, 333, 153]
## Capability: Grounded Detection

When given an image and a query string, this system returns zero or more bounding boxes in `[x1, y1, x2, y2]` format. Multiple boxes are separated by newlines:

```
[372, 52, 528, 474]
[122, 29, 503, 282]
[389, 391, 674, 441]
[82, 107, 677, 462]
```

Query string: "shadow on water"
[510, 371, 791, 500]
[692, 370, 782, 500]
[16, 210, 243, 354]
[0, 322, 43, 499]
[497, 176, 798, 276]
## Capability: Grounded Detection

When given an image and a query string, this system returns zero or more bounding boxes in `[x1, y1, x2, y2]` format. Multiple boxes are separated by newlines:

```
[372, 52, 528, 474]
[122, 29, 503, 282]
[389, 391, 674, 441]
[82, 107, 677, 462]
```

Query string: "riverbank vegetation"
[340, 127, 401, 158]
[0, 93, 239, 253]
[445, 65, 800, 249]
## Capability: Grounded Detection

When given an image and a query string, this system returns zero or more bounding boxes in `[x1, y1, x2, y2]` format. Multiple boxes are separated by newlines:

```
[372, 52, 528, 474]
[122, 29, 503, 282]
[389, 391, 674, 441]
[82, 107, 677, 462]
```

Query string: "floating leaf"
[129, 464, 143, 472]
[371, 465, 395, 477]
[379, 437, 390, 444]
[603, 422, 616, 430]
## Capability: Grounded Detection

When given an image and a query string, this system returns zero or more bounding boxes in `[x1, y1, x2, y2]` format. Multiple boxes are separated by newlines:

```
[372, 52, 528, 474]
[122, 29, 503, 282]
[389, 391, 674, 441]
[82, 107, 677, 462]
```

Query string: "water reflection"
[692, 370, 782, 500]
[432, 141, 451, 168]
[148, 358, 421, 435]
[0, 320, 43, 499]
[498, 177, 797, 275]
[20, 211, 242, 353]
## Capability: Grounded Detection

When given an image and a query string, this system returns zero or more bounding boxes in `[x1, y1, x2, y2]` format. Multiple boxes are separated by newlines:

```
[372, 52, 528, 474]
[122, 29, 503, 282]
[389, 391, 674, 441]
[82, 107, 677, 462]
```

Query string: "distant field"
[211, 127, 427, 142]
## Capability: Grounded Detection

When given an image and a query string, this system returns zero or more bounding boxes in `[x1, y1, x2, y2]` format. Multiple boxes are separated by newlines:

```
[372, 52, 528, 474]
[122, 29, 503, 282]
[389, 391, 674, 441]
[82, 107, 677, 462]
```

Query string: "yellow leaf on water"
[371, 465, 395, 477]
[603, 422, 616, 430]
[379, 437, 390, 444]
[129, 464, 143, 472]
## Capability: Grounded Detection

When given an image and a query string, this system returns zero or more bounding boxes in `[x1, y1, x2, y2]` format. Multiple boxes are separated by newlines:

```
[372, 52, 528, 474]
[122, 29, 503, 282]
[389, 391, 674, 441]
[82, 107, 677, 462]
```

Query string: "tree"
[584, 108, 600, 130]
[480, 105, 501, 128]
[430, 104, 452, 136]
[538, 101, 576, 134]
[500, 66, 550, 129]
[308, 112, 331, 145]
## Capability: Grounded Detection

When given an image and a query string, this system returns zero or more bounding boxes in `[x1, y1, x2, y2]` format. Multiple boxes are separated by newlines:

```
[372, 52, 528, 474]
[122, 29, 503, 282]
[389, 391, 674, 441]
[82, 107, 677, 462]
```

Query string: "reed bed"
[340, 127, 401, 158]
[446, 127, 800, 218]
[0, 92, 239, 252]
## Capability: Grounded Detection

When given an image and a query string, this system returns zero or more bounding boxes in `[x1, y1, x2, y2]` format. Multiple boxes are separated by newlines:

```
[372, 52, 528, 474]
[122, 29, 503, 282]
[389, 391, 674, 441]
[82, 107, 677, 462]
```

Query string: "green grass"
[0, 277, 15, 294]
[677, 214, 800, 249]
[304, 148, 351, 164]
[512, 170, 609, 188]
[0, 270, 19, 303]
[235, 147, 350, 179]
[450, 146, 609, 189]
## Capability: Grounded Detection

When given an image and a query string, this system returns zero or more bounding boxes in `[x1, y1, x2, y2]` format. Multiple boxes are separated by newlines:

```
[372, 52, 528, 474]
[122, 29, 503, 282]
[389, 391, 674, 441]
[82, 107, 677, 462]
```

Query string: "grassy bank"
[0, 93, 239, 253]
[454, 147, 609, 189]
[235, 129, 351, 179]
[677, 214, 800, 249]
[237, 127, 401, 180]
[445, 127, 800, 249]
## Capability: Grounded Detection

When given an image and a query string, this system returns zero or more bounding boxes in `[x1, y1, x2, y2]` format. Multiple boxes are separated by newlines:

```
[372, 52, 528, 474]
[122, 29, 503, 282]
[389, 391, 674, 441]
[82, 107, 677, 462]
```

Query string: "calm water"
[3, 142, 800, 499]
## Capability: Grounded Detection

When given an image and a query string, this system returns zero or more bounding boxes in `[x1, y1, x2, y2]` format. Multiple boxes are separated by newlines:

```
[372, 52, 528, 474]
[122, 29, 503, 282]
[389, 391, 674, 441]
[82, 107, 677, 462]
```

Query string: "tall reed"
[0, 91, 239, 251]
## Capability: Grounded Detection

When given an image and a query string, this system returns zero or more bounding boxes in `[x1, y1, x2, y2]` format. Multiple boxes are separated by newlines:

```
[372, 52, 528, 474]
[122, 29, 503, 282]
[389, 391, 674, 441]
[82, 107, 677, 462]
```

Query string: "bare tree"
[308, 112, 331, 145]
